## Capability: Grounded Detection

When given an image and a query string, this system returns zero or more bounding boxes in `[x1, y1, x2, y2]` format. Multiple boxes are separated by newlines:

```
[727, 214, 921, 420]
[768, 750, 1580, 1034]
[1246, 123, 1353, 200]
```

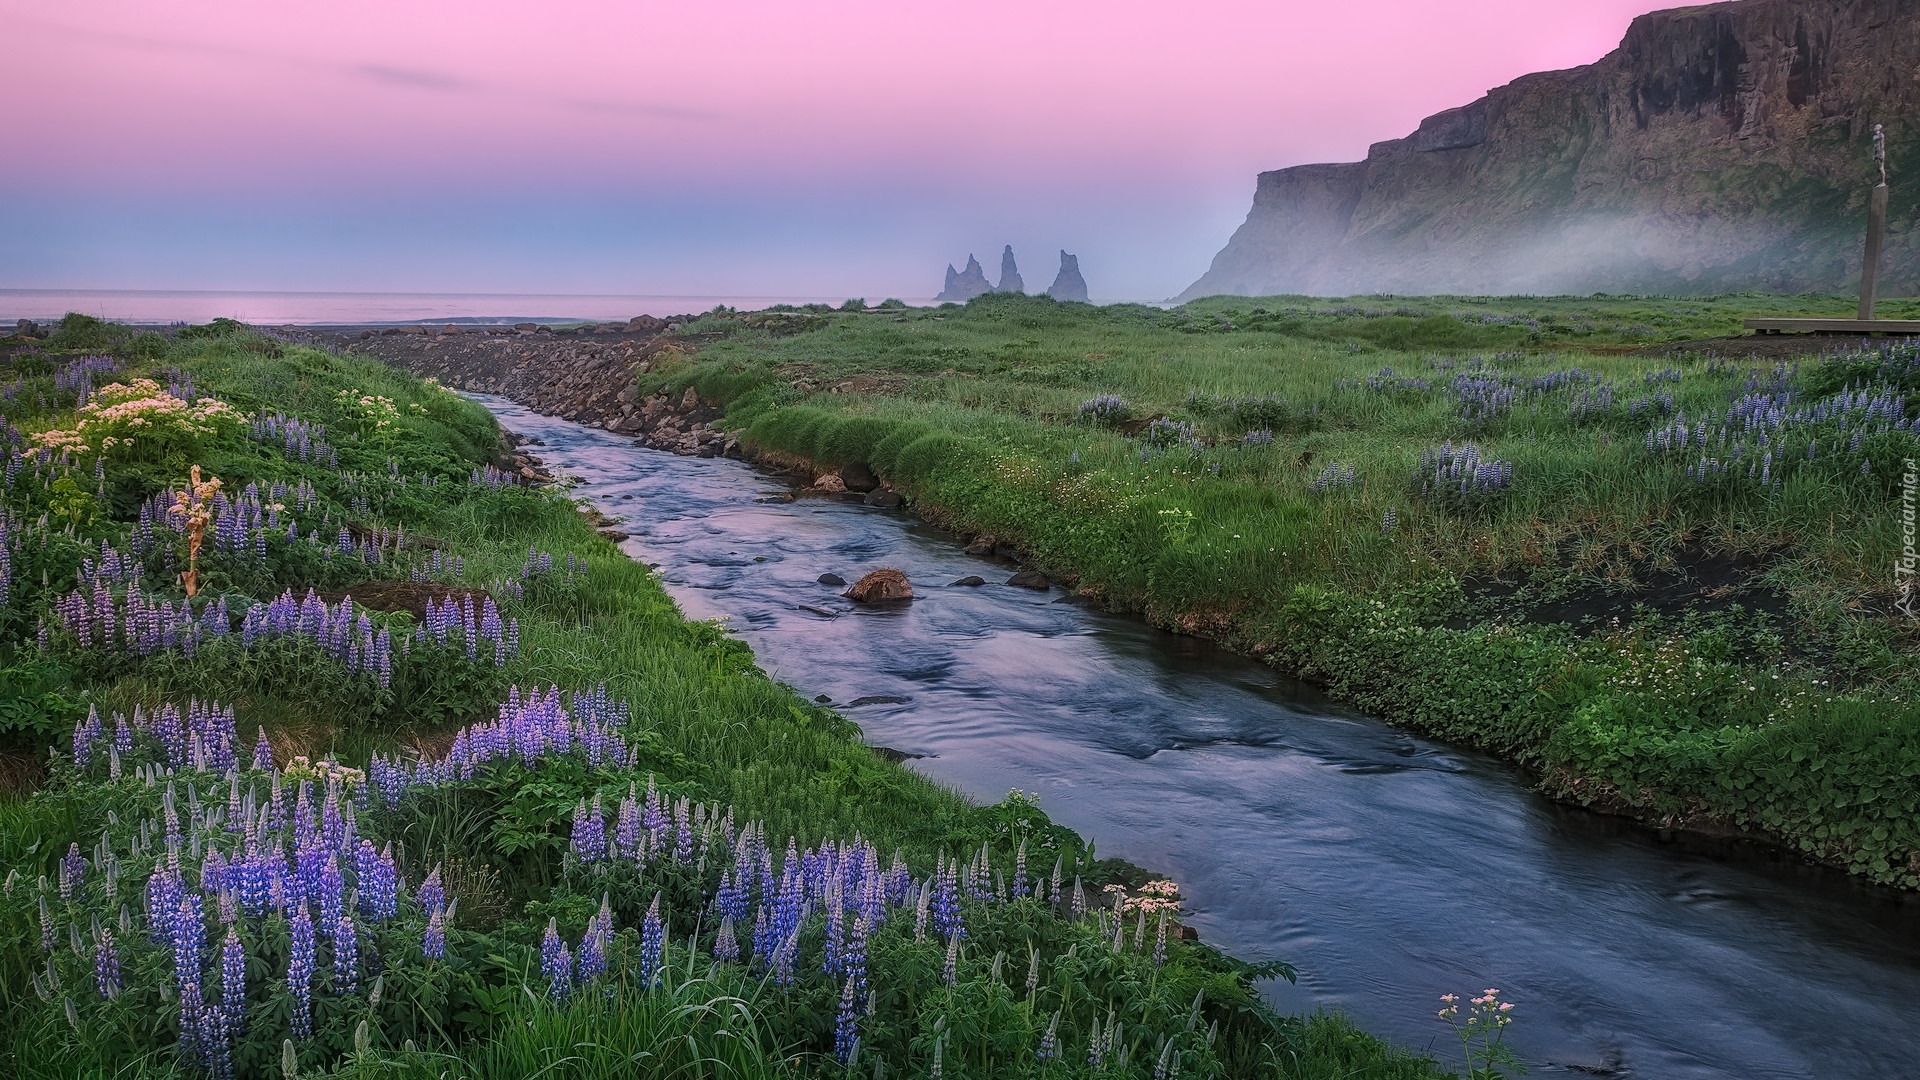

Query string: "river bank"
[465, 390, 1920, 1080]
[332, 298, 1920, 892]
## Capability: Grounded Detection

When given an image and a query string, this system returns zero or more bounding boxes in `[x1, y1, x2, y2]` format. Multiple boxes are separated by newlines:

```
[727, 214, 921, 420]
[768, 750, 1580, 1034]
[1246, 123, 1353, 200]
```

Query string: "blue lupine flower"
[93, 928, 120, 999]
[541, 918, 572, 1001]
[639, 894, 665, 989]
[288, 904, 315, 1040]
[832, 973, 861, 1064]
[220, 927, 246, 1041]
[334, 913, 357, 994]
[423, 907, 446, 961]
[252, 728, 272, 771]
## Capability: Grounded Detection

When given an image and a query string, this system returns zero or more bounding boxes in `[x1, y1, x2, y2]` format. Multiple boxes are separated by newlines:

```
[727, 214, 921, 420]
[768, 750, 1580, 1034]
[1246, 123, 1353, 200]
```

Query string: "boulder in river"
[949, 575, 986, 587]
[865, 489, 903, 509]
[818, 573, 847, 586]
[1007, 570, 1050, 589]
[812, 473, 848, 493]
[845, 568, 913, 603]
[964, 534, 996, 557]
[839, 461, 879, 492]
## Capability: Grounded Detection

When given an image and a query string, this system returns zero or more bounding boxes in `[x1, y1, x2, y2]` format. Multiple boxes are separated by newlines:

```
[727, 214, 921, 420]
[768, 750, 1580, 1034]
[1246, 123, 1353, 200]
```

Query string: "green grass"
[0, 315, 1451, 1079]
[644, 291, 1920, 889]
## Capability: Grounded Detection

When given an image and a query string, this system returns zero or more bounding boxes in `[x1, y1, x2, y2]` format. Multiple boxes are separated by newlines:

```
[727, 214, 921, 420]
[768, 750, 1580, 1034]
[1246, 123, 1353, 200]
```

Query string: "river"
[473, 393, 1920, 1080]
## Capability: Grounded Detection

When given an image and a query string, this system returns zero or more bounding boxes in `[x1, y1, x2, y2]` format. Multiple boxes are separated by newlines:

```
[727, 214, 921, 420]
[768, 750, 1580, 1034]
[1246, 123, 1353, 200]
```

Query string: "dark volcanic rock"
[1046, 251, 1089, 302]
[1180, 0, 1920, 298]
[949, 575, 986, 587]
[936, 255, 993, 302]
[1007, 570, 1051, 589]
[995, 245, 1025, 293]
[838, 461, 879, 492]
[818, 573, 847, 586]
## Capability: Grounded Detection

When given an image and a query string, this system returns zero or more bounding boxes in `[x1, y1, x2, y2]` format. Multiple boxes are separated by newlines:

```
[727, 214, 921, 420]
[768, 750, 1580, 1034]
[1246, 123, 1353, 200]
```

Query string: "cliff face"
[1181, 0, 1920, 299]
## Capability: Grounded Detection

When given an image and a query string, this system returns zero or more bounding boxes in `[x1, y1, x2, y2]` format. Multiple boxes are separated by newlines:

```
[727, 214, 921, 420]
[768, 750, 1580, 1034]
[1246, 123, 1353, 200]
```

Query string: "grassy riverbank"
[0, 315, 1450, 1079]
[646, 292, 1920, 890]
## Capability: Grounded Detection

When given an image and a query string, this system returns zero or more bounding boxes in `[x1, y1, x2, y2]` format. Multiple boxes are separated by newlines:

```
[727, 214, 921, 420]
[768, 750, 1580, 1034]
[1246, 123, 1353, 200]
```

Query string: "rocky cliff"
[937, 255, 994, 302]
[996, 245, 1025, 293]
[1181, 0, 1920, 299]
[1047, 251, 1089, 302]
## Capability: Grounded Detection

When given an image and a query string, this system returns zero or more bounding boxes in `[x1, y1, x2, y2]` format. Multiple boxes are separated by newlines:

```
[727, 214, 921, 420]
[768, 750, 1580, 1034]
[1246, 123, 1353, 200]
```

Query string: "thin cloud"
[351, 65, 475, 92]
[12, 12, 716, 124]
[560, 98, 721, 123]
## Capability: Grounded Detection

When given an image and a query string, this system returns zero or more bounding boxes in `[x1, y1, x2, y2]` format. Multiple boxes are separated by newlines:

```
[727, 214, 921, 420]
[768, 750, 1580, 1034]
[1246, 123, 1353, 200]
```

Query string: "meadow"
[649, 291, 1920, 890]
[0, 314, 1455, 1079]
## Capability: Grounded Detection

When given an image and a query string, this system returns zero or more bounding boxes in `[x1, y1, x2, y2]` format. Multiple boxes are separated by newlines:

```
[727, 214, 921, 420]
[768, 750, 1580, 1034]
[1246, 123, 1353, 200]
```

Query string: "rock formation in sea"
[936, 255, 994, 302]
[995, 245, 1025, 293]
[1047, 251, 1089, 302]
[1180, 0, 1920, 299]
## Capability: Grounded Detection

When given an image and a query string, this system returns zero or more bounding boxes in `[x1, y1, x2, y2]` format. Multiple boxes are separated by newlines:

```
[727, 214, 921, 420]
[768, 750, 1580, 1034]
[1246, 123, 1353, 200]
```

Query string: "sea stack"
[937, 255, 994, 302]
[995, 245, 1025, 293]
[1046, 251, 1089, 302]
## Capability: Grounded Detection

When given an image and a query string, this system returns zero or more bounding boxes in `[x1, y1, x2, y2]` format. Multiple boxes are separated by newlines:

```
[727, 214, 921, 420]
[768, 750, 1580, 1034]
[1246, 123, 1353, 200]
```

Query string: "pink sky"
[2, 0, 1708, 304]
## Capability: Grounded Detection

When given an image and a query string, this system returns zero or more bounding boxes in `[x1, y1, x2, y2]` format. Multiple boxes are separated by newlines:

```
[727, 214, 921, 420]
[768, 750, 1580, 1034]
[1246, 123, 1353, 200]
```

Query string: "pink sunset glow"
[2, 0, 1711, 303]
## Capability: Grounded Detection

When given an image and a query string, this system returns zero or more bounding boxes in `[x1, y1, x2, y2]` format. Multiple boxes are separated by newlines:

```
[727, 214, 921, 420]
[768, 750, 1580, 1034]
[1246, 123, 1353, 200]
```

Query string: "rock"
[400, 325, 430, 335]
[679, 386, 699, 412]
[1046, 251, 1089, 303]
[935, 254, 993, 302]
[818, 573, 847, 586]
[870, 746, 925, 763]
[839, 461, 879, 492]
[949, 576, 986, 587]
[813, 473, 847, 493]
[1007, 570, 1050, 589]
[1178, 0, 1920, 298]
[14, 319, 40, 337]
[995, 245, 1024, 293]
[845, 568, 913, 603]
[847, 695, 912, 707]
[814, 694, 833, 703]
[441, 324, 464, 335]
[627, 315, 668, 332]
[514, 322, 538, 332]
[358, 329, 375, 339]
[865, 489, 903, 509]
[964, 535, 996, 557]
[379, 327, 403, 335]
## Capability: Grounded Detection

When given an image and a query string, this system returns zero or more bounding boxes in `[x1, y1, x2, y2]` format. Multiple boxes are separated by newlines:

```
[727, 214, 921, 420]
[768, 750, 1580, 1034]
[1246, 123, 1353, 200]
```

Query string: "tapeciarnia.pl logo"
[1899, 458, 1917, 619]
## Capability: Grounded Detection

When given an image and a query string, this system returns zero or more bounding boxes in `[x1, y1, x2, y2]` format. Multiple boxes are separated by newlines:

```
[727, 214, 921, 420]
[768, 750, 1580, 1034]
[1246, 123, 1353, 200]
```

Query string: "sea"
[0, 289, 912, 326]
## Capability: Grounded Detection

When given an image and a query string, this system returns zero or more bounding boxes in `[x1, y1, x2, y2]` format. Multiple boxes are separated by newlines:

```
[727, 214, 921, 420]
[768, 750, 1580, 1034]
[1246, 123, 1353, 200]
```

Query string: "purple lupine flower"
[252, 728, 272, 771]
[615, 790, 641, 860]
[423, 906, 446, 961]
[714, 915, 738, 962]
[576, 909, 608, 985]
[1036, 1012, 1060, 1062]
[171, 893, 208, 1068]
[942, 931, 959, 985]
[540, 918, 572, 1001]
[334, 912, 358, 994]
[59, 843, 84, 901]
[94, 928, 121, 998]
[932, 857, 964, 942]
[570, 797, 605, 864]
[288, 903, 315, 1040]
[219, 927, 246, 1042]
[639, 894, 665, 989]
[832, 973, 861, 1064]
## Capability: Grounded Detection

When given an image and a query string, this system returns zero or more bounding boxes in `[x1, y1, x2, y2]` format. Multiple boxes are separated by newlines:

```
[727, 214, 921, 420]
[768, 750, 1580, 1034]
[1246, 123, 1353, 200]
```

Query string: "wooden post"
[1859, 183, 1888, 321]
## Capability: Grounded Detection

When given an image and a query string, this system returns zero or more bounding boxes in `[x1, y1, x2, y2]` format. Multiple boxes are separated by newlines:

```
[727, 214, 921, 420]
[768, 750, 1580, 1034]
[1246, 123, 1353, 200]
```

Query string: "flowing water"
[475, 394, 1920, 1080]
